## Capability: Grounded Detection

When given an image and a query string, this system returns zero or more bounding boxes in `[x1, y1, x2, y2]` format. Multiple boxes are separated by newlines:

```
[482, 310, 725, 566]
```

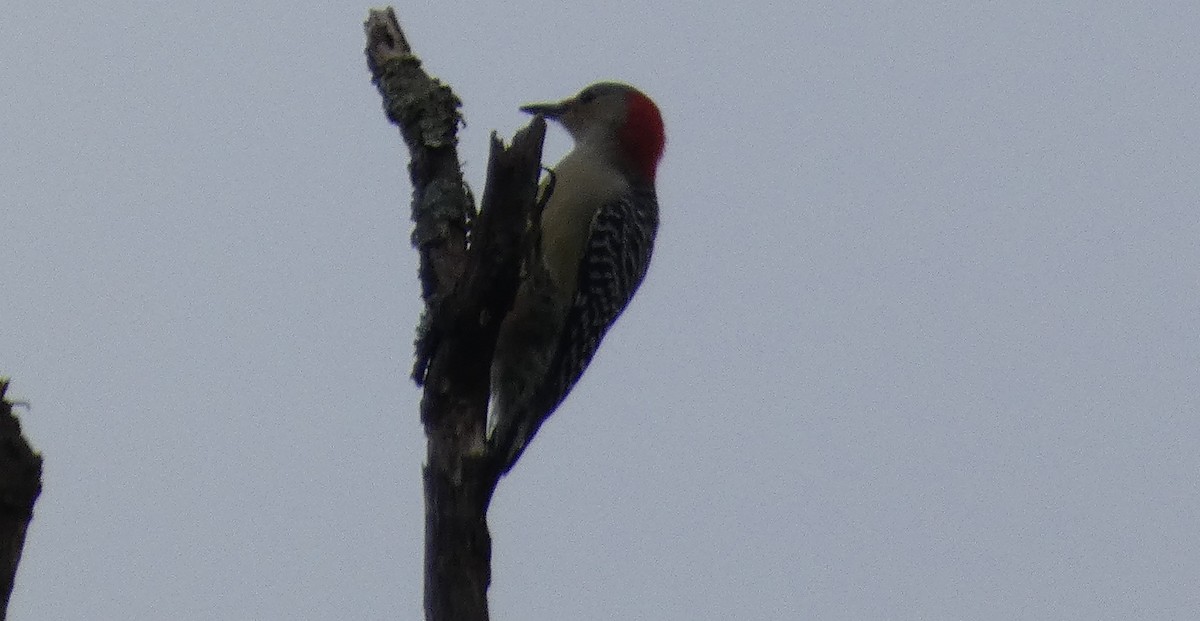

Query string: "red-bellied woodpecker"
[489, 81, 665, 474]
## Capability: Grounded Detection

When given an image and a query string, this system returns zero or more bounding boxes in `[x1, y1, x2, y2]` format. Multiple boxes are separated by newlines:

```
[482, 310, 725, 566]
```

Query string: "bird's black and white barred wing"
[536, 183, 659, 417]
[494, 184, 658, 473]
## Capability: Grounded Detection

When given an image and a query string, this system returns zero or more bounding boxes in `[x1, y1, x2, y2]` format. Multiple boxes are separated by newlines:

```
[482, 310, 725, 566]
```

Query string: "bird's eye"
[577, 90, 597, 104]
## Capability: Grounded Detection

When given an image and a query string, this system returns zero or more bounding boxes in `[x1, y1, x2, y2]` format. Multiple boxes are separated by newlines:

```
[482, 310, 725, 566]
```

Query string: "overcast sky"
[3, 2, 1199, 619]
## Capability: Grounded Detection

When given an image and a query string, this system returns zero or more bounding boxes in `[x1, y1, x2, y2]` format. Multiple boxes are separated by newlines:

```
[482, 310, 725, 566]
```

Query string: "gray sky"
[3, 2, 1199, 619]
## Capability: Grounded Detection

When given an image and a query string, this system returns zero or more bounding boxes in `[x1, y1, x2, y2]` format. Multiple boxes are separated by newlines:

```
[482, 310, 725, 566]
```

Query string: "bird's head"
[522, 82, 666, 182]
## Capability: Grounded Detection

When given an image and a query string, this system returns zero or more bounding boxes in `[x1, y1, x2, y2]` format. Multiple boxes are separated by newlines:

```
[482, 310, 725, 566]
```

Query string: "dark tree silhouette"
[0, 379, 42, 620]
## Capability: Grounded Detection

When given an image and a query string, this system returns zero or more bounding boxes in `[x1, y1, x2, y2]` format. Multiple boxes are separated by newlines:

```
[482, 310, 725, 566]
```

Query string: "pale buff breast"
[538, 147, 631, 297]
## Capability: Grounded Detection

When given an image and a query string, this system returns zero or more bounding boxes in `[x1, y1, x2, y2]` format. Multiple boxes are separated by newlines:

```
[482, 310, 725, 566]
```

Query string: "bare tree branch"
[365, 7, 473, 384]
[365, 8, 546, 620]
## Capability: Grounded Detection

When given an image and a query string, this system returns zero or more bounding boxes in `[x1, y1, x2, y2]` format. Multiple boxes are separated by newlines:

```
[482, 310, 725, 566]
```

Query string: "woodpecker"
[488, 81, 665, 474]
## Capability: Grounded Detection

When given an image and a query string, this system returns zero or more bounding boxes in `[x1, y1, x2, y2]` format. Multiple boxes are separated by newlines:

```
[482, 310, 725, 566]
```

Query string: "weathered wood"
[417, 126, 545, 621]
[365, 8, 546, 620]
[365, 7, 473, 385]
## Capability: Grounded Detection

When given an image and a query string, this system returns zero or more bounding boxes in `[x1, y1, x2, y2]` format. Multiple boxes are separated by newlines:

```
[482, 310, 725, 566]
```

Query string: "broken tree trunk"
[365, 9, 547, 620]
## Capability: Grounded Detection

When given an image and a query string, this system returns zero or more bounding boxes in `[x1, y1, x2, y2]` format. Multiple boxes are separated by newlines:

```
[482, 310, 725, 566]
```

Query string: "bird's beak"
[520, 98, 570, 119]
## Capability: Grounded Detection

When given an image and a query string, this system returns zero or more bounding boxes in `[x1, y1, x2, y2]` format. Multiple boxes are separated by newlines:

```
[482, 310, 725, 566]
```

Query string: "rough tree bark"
[364, 9, 547, 621]
[0, 379, 42, 620]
